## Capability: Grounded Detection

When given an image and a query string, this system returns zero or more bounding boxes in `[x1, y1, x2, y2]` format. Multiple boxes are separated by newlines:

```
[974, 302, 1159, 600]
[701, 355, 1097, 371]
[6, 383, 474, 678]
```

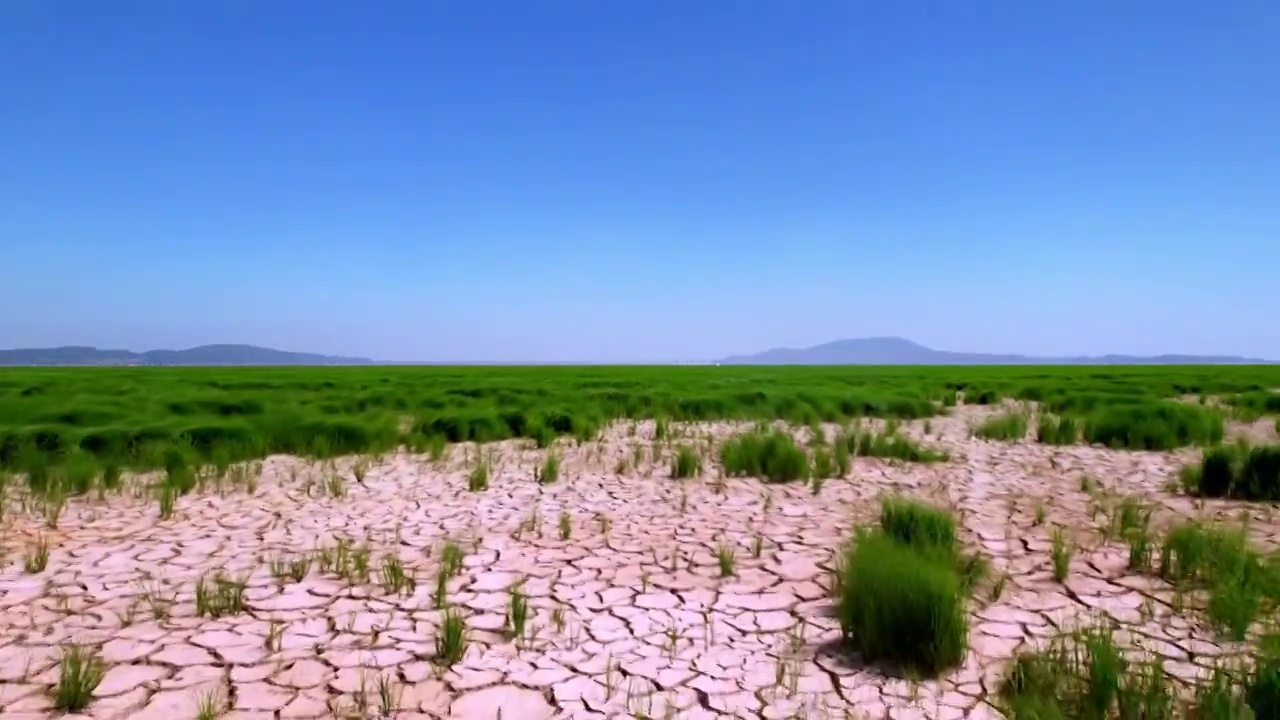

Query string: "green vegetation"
[844, 426, 948, 462]
[670, 445, 702, 479]
[832, 497, 981, 675]
[975, 411, 1029, 441]
[1158, 521, 1280, 638]
[0, 366, 1275, 487]
[1035, 414, 1080, 445]
[1181, 443, 1280, 501]
[1078, 402, 1224, 450]
[720, 428, 810, 483]
[52, 646, 106, 712]
[536, 452, 559, 484]
[999, 623, 1280, 719]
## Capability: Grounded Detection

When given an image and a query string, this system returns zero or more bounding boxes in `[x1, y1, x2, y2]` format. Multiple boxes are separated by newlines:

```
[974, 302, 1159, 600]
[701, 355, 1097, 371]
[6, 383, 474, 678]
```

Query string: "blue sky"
[2, 2, 1277, 362]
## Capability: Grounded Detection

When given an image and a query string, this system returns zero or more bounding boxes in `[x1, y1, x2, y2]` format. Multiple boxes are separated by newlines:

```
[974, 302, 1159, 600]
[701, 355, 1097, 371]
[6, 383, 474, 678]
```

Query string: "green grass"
[1000, 623, 1280, 720]
[832, 531, 969, 675]
[670, 445, 701, 479]
[536, 452, 559, 484]
[719, 428, 810, 483]
[831, 498, 980, 676]
[1182, 443, 1280, 501]
[975, 411, 1029, 441]
[52, 646, 106, 712]
[845, 426, 948, 462]
[1035, 414, 1080, 445]
[1, 365, 1273, 482]
[436, 607, 468, 666]
[1158, 521, 1280, 639]
[1079, 402, 1224, 450]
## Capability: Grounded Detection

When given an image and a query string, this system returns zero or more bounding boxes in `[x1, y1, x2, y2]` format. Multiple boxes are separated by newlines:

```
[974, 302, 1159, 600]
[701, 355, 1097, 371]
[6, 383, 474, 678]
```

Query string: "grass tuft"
[436, 607, 468, 666]
[1158, 520, 1280, 639]
[670, 445, 701, 479]
[830, 497, 980, 676]
[720, 429, 809, 483]
[832, 530, 968, 675]
[975, 412, 1029, 441]
[1183, 443, 1280, 501]
[52, 645, 106, 712]
[1035, 414, 1080, 445]
[845, 427, 948, 462]
[537, 452, 560, 484]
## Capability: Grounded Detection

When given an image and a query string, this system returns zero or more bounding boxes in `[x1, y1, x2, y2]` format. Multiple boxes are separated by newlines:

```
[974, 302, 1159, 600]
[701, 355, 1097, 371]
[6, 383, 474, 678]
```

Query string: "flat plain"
[2, 366, 1280, 719]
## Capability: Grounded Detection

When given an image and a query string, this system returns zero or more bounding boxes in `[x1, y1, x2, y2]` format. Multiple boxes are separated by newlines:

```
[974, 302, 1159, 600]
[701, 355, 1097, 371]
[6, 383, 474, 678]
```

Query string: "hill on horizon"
[719, 337, 1271, 365]
[0, 344, 373, 367]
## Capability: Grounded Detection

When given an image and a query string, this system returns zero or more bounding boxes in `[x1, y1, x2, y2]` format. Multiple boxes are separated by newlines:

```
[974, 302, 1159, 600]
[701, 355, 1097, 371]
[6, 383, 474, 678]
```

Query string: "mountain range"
[718, 337, 1270, 365]
[0, 338, 1269, 366]
[0, 344, 372, 366]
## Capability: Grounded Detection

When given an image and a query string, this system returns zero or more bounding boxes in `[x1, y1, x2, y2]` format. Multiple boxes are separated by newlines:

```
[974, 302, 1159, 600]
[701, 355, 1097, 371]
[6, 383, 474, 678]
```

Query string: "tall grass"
[1000, 623, 1280, 719]
[1181, 443, 1280, 501]
[831, 498, 980, 675]
[720, 429, 809, 483]
[0, 365, 1271, 479]
[1035, 414, 1080, 445]
[975, 412, 1029, 441]
[1158, 521, 1280, 639]
[1080, 402, 1224, 450]
[670, 446, 701, 479]
[845, 427, 947, 462]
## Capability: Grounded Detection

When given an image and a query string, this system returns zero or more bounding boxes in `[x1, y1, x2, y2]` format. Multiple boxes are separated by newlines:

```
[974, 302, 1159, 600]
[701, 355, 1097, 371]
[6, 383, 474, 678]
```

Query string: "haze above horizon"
[3, 3, 1277, 363]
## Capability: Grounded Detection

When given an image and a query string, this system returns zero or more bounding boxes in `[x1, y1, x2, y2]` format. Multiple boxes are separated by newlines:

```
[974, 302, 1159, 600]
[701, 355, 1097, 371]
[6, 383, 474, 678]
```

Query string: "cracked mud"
[0, 408, 1271, 719]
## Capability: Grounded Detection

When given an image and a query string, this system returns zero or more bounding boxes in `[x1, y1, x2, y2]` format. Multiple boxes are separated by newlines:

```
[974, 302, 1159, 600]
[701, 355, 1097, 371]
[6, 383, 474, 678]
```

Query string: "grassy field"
[1, 364, 1278, 476]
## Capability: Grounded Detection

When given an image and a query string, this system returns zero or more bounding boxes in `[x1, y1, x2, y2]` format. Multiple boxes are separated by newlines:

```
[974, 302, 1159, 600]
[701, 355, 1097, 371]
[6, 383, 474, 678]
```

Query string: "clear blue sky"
[2, 2, 1277, 362]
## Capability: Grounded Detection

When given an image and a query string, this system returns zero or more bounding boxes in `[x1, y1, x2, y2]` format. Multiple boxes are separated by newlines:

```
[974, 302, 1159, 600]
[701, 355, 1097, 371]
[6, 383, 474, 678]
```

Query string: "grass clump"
[1000, 623, 1280, 719]
[194, 572, 248, 618]
[845, 427, 947, 462]
[1082, 402, 1224, 450]
[466, 455, 489, 492]
[436, 607, 468, 666]
[536, 452, 559, 484]
[1050, 528, 1073, 582]
[831, 497, 980, 675]
[832, 532, 968, 675]
[716, 540, 737, 577]
[1181, 443, 1280, 501]
[670, 445, 701, 479]
[720, 429, 809, 483]
[506, 582, 529, 641]
[998, 625, 1156, 720]
[52, 645, 106, 711]
[974, 411, 1029, 441]
[24, 534, 50, 573]
[1159, 521, 1280, 639]
[1035, 414, 1080, 445]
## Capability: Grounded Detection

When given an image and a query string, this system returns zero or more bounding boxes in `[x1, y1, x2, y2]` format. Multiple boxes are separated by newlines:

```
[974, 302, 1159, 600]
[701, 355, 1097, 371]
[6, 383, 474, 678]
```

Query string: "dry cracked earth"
[1, 408, 1277, 720]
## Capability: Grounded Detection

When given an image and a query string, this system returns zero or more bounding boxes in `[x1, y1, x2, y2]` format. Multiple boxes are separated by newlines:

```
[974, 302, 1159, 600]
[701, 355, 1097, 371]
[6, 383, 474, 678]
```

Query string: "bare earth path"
[1, 409, 1274, 719]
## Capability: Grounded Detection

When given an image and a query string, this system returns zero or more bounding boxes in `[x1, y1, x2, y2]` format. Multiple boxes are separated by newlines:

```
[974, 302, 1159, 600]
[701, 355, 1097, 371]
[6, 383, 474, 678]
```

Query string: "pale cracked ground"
[2, 407, 1278, 720]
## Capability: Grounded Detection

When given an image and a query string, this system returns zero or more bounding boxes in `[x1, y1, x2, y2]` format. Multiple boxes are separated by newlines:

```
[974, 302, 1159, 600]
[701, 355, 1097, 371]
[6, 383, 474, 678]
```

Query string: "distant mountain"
[719, 337, 1270, 365]
[0, 344, 373, 366]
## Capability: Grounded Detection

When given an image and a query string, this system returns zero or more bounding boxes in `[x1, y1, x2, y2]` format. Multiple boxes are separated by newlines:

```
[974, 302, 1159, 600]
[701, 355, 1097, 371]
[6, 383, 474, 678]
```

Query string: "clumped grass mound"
[670, 446, 702, 479]
[975, 411, 1029, 441]
[1081, 402, 1224, 450]
[831, 498, 979, 675]
[1035, 414, 1080, 445]
[1181, 443, 1280, 501]
[844, 427, 948, 462]
[719, 429, 810, 483]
